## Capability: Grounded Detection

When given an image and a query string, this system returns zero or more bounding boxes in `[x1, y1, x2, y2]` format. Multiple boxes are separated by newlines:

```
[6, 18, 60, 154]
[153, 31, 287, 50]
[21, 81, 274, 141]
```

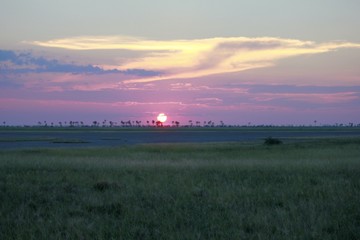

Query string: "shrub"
[264, 137, 283, 145]
[93, 181, 111, 191]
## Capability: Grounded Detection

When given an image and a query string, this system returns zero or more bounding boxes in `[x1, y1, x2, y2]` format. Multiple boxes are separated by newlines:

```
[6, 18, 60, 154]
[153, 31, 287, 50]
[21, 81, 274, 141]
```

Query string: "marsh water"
[1, 127, 360, 149]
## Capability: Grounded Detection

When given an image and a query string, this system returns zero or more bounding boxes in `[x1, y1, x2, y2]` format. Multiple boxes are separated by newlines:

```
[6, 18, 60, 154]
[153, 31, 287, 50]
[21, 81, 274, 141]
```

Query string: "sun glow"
[157, 113, 167, 123]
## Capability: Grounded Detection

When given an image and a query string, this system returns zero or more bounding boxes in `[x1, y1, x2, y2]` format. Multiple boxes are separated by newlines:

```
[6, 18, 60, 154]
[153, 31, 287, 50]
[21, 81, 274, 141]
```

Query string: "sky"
[1, 0, 360, 126]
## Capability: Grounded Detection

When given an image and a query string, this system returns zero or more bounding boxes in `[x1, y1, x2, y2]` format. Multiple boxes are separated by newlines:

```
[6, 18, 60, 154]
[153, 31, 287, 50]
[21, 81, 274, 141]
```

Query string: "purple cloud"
[0, 49, 160, 76]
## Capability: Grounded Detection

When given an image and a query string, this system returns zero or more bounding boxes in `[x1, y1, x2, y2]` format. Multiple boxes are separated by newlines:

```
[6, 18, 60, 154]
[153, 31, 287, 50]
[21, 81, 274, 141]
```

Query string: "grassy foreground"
[0, 138, 359, 239]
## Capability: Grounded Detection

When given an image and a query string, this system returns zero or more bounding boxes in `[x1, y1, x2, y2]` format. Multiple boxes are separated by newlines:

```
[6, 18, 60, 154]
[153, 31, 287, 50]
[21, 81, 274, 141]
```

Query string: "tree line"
[2, 120, 359, 128]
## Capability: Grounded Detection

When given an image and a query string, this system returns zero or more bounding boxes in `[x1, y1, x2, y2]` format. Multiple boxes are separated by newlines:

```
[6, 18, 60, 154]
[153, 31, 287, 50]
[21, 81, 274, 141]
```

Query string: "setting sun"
[157, 113, 167, 123]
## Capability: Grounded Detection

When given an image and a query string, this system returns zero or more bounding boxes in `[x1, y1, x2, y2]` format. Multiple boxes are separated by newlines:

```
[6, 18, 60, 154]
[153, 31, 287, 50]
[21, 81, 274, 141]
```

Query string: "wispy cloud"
[0, 50, 110, 74]
[251, 92, 359, 104]
[0, 49, 160, 76]
[30, 36, 360, 83]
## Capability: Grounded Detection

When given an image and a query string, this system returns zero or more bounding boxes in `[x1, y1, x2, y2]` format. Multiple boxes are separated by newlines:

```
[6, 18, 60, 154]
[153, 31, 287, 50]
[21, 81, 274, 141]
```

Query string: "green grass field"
[1, 138, 360, 239]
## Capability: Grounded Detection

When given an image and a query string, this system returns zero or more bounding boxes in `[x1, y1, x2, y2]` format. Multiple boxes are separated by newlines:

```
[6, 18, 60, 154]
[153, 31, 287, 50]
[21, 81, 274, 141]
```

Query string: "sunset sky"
[1, 0, 360, 126]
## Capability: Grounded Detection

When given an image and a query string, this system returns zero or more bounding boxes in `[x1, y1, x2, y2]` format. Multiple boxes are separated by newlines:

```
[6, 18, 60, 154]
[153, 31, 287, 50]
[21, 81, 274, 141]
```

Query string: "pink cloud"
[252, 92, 358, 104]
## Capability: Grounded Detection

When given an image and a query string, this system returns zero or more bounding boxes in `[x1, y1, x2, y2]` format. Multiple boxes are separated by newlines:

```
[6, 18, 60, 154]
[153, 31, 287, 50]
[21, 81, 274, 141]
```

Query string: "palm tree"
[156, 120, 163, 127]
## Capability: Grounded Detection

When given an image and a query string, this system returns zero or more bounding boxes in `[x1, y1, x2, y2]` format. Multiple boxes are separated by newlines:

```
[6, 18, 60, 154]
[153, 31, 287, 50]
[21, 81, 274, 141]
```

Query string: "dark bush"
[264, 137, 283, 145]
[93, 181, 111, 191]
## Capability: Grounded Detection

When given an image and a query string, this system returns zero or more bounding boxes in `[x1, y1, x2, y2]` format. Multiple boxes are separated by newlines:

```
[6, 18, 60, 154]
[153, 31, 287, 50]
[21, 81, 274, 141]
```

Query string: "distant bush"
[264, 137, 283, 145]
[93, 181, 111, 191]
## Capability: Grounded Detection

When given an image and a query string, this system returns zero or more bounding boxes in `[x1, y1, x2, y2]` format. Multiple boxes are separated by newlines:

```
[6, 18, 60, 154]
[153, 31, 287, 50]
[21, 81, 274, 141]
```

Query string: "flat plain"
[0, 127, 359, 239]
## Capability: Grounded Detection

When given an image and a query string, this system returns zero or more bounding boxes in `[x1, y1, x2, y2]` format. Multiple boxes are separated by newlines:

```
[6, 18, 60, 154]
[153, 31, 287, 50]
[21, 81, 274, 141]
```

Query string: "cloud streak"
[30, 36, 360, 83]
[0, 49, 160, 76]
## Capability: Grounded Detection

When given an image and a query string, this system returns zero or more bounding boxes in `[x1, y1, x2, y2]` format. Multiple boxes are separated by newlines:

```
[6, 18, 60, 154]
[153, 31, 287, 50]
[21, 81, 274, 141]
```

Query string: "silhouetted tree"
[156, 120, 163, 127]
[102, 120, 107, 127]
